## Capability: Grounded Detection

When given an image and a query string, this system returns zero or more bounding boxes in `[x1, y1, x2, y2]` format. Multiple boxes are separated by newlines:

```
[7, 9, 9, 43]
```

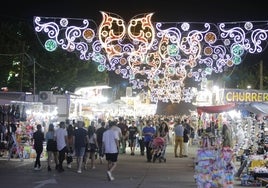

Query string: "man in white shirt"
[55, 121, 69, 172]
[102, 121, 120, 181]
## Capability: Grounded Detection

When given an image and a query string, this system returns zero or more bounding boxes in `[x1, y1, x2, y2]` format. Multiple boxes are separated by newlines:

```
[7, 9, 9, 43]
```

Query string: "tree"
[225, 60, 268, 90]
[0, 16, 108, 93]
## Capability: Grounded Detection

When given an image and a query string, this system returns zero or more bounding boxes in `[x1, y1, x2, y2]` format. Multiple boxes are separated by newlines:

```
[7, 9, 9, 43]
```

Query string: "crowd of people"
[0, 114, 197, 181]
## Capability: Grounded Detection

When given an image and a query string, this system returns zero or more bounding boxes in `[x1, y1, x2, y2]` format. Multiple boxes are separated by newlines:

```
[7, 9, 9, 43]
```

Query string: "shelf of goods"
[194, 135, 235, 188]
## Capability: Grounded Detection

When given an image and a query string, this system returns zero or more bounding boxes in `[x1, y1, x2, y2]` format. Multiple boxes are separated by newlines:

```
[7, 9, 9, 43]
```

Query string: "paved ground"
[0, 144, 264, 188]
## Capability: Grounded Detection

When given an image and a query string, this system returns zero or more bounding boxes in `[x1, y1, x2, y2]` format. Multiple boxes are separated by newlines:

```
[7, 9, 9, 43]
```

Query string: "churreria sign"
[224, 89, 268, 103]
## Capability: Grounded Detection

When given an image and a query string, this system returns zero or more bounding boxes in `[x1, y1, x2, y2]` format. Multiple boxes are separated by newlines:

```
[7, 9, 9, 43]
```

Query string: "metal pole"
[33, 58, 36, 102]
[260, 60, 263, 90]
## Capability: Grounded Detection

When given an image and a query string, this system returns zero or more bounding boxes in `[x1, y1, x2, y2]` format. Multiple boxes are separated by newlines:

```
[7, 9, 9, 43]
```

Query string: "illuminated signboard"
[224, 89, 268, 103]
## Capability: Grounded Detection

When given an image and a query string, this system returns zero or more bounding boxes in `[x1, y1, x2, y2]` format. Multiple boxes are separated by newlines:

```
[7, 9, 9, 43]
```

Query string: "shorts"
[105, 153, 118, 162]
[75, 147, 86, 157]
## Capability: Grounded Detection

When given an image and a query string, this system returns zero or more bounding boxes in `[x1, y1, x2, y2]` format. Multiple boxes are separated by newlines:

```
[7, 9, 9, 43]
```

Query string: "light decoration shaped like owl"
[34, 13, 268, 103]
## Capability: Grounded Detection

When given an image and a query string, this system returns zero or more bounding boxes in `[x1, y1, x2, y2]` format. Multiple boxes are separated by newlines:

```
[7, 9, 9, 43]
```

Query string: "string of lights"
[33, 12, 268, 103]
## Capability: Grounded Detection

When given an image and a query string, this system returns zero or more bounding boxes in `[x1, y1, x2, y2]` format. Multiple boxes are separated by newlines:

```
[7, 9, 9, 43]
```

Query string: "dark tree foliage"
[0, 16, 108, 94]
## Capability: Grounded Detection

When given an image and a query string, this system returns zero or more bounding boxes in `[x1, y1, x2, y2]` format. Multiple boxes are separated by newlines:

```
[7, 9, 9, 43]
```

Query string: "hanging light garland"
[33, 12, 268, 103]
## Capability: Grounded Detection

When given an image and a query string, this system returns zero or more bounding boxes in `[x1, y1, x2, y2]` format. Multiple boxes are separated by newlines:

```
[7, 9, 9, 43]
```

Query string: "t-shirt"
[118, 122, 128, 136]
[96, 127, 106, 144]
[73, 127, 88, 148]
[102, 129, 119, 153]
[55, 128, 68, 151]
[142, 126, 156, 142]
[128, 126, 138, 139]
[33, 130, 44, 150]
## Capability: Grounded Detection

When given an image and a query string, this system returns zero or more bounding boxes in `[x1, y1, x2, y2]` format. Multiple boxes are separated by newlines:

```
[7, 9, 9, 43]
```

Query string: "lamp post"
[24, 53, 36, 101]
[33, 58, 36, 102]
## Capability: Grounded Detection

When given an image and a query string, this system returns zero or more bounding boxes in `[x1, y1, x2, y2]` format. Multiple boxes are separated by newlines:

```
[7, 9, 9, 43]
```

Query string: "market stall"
[236, 102, 268, 186]
[194, 103, 238, 188]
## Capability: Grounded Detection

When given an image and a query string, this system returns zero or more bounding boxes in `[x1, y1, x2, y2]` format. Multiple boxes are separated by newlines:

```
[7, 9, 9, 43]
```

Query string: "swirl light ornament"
[33, 13, 268, 104]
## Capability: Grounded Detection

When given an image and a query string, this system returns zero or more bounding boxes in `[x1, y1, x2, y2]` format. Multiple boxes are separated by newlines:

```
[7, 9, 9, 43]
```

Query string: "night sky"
[1, 1, 267, 22]
[1, 0, 268, 73]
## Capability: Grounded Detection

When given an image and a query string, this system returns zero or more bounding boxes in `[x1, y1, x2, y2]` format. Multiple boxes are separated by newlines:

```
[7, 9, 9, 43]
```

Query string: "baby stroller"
[150, 136, 167, 163]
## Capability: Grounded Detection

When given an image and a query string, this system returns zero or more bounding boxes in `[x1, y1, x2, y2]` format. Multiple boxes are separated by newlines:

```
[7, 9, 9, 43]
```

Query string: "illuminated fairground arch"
[33, 12, 268, 103]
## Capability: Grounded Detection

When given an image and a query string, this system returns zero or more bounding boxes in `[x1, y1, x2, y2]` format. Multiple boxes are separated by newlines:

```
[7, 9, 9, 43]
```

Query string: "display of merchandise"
[194, 135, 235, 188]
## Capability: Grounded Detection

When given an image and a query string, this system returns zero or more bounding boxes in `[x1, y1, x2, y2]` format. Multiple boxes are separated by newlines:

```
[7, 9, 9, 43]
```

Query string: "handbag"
[67, 153, 73, 163]
[89, 143, 98, 152]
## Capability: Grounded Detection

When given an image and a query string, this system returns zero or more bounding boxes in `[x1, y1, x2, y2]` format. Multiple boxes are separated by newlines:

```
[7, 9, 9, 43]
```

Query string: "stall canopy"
[242, 102, 268, 115]
[197, 103, 236, 115]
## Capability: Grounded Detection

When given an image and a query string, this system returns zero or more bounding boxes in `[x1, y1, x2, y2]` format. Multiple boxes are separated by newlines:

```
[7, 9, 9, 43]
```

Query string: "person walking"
[174, 118, 184, 158]
[96, 121, 106, 163]
[158, 120, 169, 159]
[84, 125, 98, 170]
[142, 120, 156, 162]
[55, 121, 69, 172]
[102, 121, 120, 181]
[32, 124, 45, 170]
[66, 122, 74, 169]
[128, 120, 138, 155]
[117, 117, 128, 154]
[110, 120, 122, 144]
[45, 123, 58, 171]
[182, 123, 189, 157]
[73, 121, 89, 173]
[137, 120, 145, 156]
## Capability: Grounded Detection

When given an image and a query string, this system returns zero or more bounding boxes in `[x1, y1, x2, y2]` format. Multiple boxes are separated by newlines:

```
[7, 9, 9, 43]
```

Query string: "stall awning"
[242, 102, 268, 115]
[197, 103, 236, 115]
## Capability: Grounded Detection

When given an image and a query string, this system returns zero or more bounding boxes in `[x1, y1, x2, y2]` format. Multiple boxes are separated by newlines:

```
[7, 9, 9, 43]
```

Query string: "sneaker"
[77, 170, 82, 173]
[67, 164, 72, 169]
[107, 171, 114, 181]
[92, 166, 96, 169]
[34, 167, 41, 171]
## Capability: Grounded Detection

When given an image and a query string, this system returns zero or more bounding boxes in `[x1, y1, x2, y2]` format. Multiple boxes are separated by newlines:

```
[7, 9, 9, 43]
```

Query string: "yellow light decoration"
[204, 32, 217, 44]
[226, 60, 233, 67]
[83, 28, 94, 41]
[204, 47, 213, 55]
